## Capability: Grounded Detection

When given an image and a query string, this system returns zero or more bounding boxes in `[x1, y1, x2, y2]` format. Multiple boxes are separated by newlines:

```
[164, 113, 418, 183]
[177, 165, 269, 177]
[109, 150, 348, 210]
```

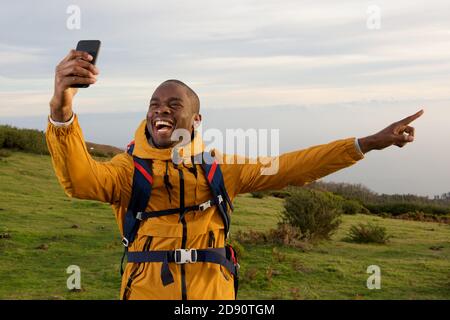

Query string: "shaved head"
[146, 79, 202, 148]
[160, 79, 200, 113]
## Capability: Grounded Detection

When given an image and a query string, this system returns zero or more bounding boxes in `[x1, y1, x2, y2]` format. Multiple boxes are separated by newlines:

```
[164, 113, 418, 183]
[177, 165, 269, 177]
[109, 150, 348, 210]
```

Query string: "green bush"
[0, 125, 49, 155]
[0, 149, 12, 158]
[227, 238, 245, 259]
[365, 203, 448, 216]
[268, 190, 291, 199]
[234, 224, 312, 250]
[342, 199, 369, 215]
[250, 191, 267, 199]
[89, 150, 108, 158]
[344, 223, 390, 244]
[282, 187, 342, 241]
[0, 129, 5, 147]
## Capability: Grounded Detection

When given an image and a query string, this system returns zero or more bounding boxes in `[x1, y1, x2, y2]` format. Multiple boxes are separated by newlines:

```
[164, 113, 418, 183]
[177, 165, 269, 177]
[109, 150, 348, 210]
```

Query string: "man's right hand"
[49, 49, 99, 122]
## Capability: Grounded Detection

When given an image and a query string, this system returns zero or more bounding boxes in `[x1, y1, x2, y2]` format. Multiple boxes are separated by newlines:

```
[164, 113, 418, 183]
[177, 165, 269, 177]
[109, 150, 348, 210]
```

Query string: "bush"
[227, 238, 245, 259]
[282, 187, 343, 241]
[344, 223, 390, 244]
[234, 224, 312, 250]
[342, 199, 369, 215]
[365, 203, 448, 216]
[0, 125, 49, 155]
[250, 191, 267, 199]
[89, 150, 108, 158]
[268, 190, 291, 199]
[0, 149, 12, 158]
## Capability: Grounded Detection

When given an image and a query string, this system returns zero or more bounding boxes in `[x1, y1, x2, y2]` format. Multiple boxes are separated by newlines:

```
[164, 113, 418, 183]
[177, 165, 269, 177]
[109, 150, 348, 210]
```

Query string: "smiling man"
[46, 49, 424, 300]
[147, 79, 201, 148]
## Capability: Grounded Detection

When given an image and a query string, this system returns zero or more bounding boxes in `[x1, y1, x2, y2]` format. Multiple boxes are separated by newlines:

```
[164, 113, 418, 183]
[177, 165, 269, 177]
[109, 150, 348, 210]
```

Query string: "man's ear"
[193, 114, 202, 129]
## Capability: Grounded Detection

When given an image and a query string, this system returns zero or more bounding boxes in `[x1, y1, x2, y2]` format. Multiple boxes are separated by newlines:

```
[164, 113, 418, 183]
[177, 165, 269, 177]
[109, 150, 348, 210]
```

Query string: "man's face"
[146, 82, 199, 148]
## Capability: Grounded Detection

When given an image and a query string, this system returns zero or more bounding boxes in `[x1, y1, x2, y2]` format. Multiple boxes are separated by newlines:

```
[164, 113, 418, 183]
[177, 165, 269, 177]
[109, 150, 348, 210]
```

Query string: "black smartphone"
[71, 40, 101, 88]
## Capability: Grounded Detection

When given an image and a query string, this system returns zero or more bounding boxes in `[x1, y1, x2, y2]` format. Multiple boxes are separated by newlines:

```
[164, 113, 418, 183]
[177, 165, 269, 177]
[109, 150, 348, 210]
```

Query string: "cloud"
[1, 0, 450, 117]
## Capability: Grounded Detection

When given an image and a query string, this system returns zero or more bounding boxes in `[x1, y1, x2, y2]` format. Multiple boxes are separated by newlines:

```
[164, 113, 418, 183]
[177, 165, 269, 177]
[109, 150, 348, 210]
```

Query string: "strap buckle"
[174, 249, 197, 264]
[136, 212, 143, 220]
[198, 200, 212, 211]
[121, 237, 129, 247]
[217, 194, 223, 204]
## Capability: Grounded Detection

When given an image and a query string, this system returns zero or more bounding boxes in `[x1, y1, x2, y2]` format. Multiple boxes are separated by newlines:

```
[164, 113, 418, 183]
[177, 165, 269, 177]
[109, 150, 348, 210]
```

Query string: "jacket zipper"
[177, 167, 188, 300]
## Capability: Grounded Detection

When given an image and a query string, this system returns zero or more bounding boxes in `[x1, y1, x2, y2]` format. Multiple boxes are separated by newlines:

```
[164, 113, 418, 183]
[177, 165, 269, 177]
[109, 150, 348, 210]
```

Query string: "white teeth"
[155, 120, 172, 127]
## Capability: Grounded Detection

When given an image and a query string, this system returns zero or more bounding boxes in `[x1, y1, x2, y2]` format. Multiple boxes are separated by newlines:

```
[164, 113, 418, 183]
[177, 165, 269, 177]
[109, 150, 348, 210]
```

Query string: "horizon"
[1, 101, 448, 198]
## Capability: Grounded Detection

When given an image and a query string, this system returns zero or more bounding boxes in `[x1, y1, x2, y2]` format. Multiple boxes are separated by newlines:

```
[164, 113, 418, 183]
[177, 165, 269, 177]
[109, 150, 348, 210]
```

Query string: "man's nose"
[155, 104, 172, 115]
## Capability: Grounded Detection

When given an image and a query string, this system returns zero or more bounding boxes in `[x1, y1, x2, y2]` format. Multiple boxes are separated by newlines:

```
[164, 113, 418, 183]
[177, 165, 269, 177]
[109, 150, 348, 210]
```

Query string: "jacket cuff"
[346, 137, 365, 161]
[48, 113, 75, 127]
[46, 114, 79, 137]
[354, 138, 364, 156]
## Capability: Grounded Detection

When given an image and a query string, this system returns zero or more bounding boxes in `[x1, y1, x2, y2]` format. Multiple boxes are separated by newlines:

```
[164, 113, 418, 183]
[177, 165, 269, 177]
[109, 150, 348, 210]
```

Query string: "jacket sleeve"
[220, 137, 364, 196]
[46, 114, 133, 204]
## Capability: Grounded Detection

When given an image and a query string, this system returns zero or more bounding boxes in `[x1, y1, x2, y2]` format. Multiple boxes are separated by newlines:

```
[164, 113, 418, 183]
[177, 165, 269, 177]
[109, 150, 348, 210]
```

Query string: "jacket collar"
[131, 119, 205, 161]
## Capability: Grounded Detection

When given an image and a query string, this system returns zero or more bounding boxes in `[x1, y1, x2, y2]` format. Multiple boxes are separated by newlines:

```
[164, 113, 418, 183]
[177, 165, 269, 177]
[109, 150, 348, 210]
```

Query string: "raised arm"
[46, 49, 132, 204]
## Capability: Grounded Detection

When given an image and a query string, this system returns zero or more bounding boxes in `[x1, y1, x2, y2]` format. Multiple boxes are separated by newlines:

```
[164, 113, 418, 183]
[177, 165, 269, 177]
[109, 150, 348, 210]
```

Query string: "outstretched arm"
[221, 110, 424, 196]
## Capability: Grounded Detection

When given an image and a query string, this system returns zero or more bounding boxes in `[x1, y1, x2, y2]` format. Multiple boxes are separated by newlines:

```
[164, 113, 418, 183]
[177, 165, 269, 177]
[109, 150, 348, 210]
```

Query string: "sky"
[1, 0, 450, 197]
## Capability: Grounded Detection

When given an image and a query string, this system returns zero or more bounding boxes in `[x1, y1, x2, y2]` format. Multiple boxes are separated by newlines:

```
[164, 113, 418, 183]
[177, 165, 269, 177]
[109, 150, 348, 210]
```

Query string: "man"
[46, 49, 424, 300]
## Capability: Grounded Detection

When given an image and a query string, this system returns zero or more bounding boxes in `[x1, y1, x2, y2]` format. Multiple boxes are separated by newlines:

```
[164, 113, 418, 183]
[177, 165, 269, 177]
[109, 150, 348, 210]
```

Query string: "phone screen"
[71, 40, 101, 88]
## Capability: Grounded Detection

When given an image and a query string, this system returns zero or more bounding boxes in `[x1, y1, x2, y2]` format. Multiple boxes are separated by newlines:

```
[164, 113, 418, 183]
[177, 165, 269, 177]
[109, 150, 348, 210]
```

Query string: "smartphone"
[70, 40, 101, 88]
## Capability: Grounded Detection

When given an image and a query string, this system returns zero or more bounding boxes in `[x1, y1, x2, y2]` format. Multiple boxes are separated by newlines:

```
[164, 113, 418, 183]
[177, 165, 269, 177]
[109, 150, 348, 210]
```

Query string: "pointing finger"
[398, 109, 424, 125]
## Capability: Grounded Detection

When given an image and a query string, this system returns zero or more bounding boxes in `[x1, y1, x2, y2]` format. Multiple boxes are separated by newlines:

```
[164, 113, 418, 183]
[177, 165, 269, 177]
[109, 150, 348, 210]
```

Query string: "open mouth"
[152, 118, 175, 135]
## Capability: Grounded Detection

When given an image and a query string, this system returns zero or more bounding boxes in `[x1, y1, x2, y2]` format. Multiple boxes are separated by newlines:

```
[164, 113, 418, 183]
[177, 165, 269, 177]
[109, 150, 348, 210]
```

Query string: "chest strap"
[134, 196, 223, 221]
[127, 247, 239, 286]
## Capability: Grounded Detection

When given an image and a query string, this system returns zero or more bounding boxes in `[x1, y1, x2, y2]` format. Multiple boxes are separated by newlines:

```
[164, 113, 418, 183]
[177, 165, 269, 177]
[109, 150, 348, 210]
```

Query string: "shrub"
[342, 199, 369, 215]
[268, 190, 291, 199]
[0, 149, 12, 158]
[250, 191, 267, 199]
[89, 150, 108, 158]
[0, 125, 49, 155]
[234, 224, 312, 250]
[344, 223, 390, 244]
[227, 238, 245, 259]
[282, 187, 342, 241]
[365, 203, 448, 216]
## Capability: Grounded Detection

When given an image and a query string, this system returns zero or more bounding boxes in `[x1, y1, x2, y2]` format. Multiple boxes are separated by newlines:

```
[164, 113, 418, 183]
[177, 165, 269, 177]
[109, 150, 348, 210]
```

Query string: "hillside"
[0, 124, 124, 158]
[85, 142, 124, 157]
[0, 150, 449, 299]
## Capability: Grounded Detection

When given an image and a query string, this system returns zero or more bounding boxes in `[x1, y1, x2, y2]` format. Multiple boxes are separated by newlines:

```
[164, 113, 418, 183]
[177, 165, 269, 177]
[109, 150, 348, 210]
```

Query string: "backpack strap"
[122, 141, 153, 246]
[199, 151, 233, 239]
[120, 141, 153, 274]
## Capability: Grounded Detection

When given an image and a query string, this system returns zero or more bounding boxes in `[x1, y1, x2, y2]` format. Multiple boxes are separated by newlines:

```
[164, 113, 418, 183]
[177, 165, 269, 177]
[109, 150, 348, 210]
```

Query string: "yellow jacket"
[46, 115, 364, 300]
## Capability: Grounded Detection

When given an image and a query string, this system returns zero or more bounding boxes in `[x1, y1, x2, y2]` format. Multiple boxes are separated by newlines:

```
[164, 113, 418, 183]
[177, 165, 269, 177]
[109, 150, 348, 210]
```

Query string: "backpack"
[120, 141, 239, 298]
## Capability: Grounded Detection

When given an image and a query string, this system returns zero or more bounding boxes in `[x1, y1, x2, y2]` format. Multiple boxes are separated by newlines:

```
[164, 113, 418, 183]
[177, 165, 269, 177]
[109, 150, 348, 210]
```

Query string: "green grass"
[1, 150, 449, 300]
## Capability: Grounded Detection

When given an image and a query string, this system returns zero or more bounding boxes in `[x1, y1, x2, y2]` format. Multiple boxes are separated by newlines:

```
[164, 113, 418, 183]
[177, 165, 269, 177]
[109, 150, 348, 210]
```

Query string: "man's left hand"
[358, 109, 424, 154]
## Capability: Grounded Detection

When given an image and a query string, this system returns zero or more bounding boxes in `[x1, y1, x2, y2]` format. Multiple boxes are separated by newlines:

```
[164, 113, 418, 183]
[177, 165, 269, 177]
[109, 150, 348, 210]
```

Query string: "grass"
[1, 150, 449, 299]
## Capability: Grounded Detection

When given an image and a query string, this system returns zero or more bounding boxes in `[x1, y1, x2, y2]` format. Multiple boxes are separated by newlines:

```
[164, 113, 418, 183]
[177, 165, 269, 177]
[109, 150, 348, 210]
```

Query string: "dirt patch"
[0, 233, 11, 239]
[35, 244, 49, 250]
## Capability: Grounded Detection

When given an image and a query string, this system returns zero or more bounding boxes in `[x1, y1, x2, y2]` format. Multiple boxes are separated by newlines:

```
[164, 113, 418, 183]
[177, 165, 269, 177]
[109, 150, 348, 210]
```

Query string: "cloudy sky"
[1, 0, 450, 196]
